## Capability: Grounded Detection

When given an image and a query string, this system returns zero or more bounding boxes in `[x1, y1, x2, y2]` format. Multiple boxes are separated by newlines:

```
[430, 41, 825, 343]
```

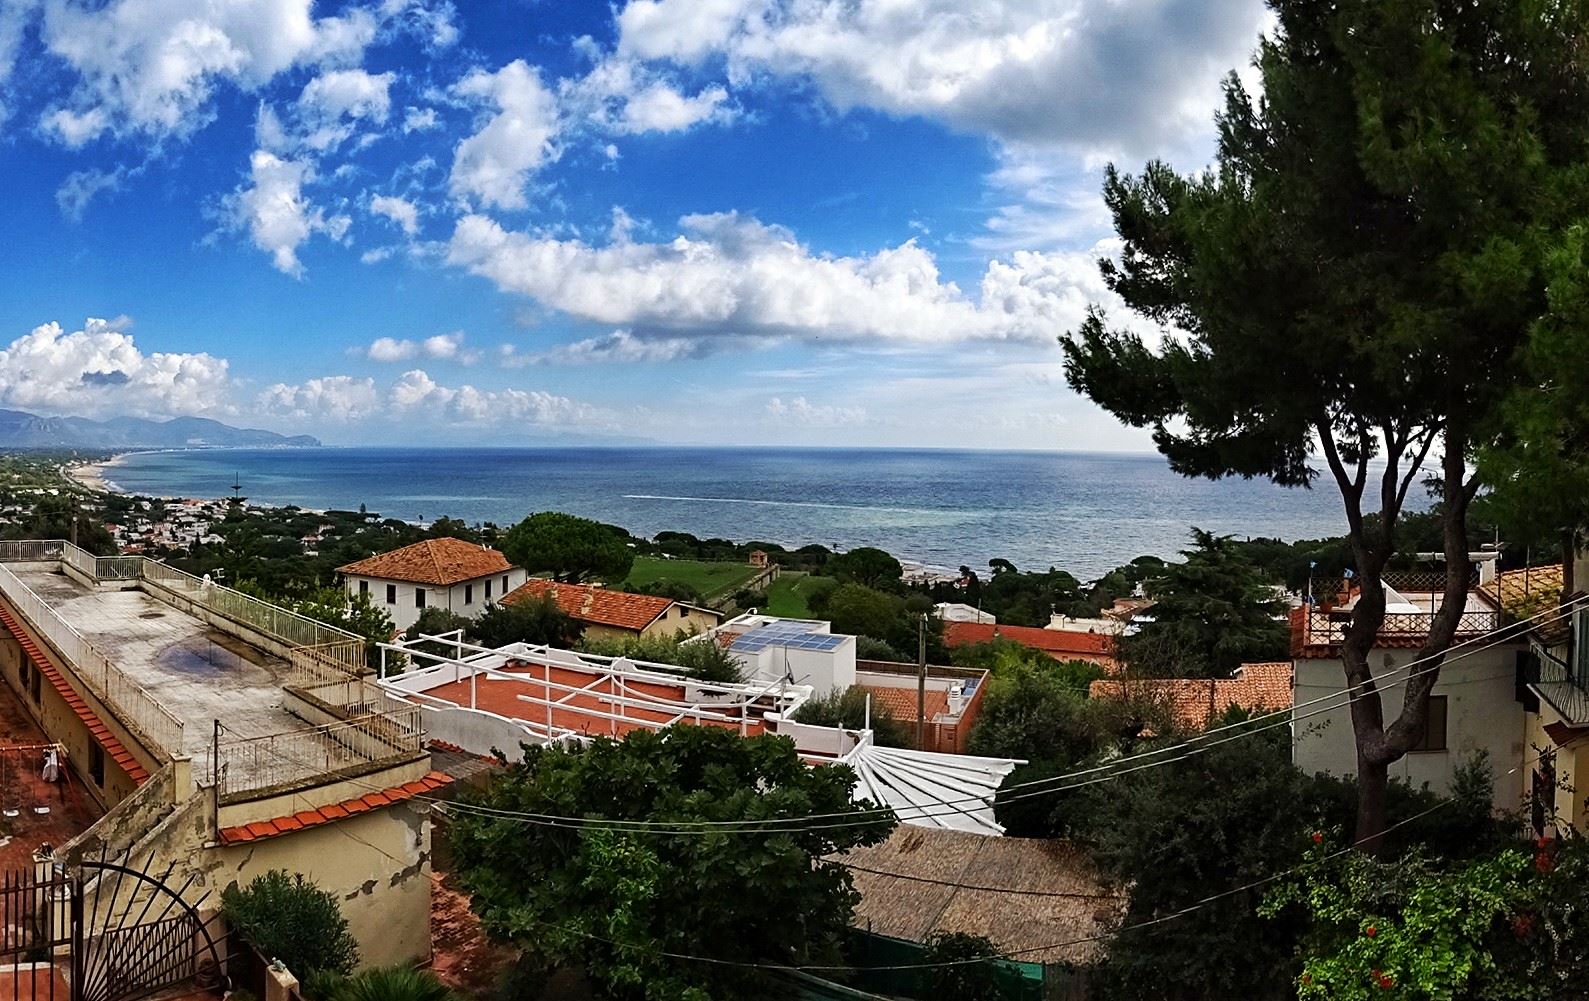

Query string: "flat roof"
[10, 565, 306, 761]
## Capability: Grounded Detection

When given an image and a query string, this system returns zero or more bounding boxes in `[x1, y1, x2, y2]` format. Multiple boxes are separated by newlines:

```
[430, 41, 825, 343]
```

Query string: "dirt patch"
[430, 873, 518, 998]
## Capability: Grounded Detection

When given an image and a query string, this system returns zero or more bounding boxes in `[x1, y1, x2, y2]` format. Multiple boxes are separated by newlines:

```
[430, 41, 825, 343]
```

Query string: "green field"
[762, 572, 834, 618]
[623, 556, 763, 602]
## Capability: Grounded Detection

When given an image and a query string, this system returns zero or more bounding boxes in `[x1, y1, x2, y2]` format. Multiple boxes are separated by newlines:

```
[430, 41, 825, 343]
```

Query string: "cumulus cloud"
[0, 317, 231, 417]
[764, 395, 867, 427]
[363, 331, 467, 362]
[401, 105, 438, 132]
[563, 56, 733, 136]
[446, 211, 1118, 345]
[369, 194, 419, 235]
[259, 374, 379, 421]
[227, 148, 350, 277]
[449, 59, 559, 210]
[35, 0, 383, 145]
[294, 67, 394, 150]
[499, 329, 701, 366]
[617, 81, 728, 134]
[614, 0, 1265, 158]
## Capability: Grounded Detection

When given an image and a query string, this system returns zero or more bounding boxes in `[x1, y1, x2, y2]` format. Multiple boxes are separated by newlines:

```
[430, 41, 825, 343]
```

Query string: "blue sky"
[0, 0, 1269, 448]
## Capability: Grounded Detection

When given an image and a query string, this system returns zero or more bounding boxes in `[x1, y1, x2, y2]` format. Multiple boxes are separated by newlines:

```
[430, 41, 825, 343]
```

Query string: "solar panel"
[730, 620, 845, 653]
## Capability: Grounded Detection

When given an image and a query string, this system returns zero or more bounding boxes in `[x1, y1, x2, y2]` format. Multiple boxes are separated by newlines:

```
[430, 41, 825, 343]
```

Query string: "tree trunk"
[1355, 755, 1390, 849]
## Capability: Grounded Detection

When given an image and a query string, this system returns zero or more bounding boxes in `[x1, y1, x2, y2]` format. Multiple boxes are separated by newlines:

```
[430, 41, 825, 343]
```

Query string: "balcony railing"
[202, 707, 424, 802]
[1531, 616, 1589, 726]
[1297, 606, 1502, 649]
[0, 563, 185, 756]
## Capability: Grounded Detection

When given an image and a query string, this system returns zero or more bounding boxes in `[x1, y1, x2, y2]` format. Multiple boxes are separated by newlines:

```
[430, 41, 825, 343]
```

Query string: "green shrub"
[577, 633, 742, 684]
[791, 686, 912, 748]
[311, 966, 454, 1001]
[222, 871, 358, 978]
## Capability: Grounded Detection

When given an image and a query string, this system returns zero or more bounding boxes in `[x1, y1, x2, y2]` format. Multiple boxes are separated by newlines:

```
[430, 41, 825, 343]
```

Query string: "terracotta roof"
[942, 621, 1116, 660]
[841, 825, 1124, 965]
[337, 538, 512, 586]
[0, 604, 149, 785]
[218, 770, 453, 846]
[1486, 564, 1564, 619]
[857, 685, 950, 723]
[1089, 661, 1293, 733]
[502, 579, 674, 633]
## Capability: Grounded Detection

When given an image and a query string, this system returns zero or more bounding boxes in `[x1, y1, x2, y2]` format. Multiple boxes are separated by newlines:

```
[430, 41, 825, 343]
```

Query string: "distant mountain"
[0, 410, 320, 449]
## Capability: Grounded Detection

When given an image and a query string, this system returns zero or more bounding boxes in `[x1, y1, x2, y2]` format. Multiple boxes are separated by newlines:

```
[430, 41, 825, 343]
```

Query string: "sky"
[0, 0, 1271, 448]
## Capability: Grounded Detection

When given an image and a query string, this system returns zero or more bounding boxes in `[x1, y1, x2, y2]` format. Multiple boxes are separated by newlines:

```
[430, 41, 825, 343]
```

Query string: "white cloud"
[0, 317, 231, 418]
[0, 0, 38, 132]
[56, 166, 127, 220]
[615, 0, 1265, 158]
[363, 331, 467, 362]
[259, 374, 379, 421]
[387, 368, 600, 425]
[449, 60, 559, 210]
[447, 210, 1117, 345]
[228, 148, 350, 278]
[500, 329, 700, 366]
[617, 81, 728, 134]
[764, 395, 867, 427]
[369, 194, 419, 235]
[294, 67, 393, 150]
[401, 105, 437, 132]
[36, 0, 383, 144]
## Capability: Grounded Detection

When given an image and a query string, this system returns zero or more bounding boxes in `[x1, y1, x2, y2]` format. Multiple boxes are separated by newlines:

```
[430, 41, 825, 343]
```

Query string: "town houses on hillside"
[942, 619, 1120, 670]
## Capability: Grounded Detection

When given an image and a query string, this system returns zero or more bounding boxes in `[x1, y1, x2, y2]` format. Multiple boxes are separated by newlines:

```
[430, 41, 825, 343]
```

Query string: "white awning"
[845, 745, 1021, 836]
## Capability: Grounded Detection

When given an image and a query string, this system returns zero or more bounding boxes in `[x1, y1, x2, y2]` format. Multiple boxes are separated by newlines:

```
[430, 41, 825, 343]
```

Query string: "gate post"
[67, 869, 83, 1001]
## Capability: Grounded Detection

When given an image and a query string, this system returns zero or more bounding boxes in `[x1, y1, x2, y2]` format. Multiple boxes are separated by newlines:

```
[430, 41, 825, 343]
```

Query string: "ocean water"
[105, 447, 1356, 579]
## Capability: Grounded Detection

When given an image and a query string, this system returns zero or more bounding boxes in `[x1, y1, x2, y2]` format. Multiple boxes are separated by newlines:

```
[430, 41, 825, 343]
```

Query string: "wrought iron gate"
[0, 854, 225, 1001]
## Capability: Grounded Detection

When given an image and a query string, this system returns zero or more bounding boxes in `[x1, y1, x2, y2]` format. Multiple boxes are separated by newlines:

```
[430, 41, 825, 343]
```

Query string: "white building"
[935, 602, 995, 625]
[1291, 578, 1524, 810]
[705, 613, 858, 694]
[336, 537, 526, 631]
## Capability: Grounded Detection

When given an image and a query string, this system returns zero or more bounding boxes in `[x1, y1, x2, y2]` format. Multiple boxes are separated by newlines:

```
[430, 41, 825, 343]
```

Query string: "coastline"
[66, 452, 131, 494]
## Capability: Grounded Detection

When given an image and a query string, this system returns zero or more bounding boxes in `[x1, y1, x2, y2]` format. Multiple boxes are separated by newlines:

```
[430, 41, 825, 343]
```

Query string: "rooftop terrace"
[10, 564, 301, 762]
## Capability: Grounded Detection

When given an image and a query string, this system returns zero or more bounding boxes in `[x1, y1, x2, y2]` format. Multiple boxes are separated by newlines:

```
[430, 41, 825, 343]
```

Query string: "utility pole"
[916, 612, 927, 750]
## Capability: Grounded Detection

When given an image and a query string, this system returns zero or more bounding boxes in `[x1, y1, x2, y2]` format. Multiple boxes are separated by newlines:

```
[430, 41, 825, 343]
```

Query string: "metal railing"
[138, 560, 362, 651]
[1382, 569, 1480, 593]
[0, 540, 65, 563]
[0, 564, 185, 756]
[1299, 607, 1501, 648]
[203, 706, 424, 801]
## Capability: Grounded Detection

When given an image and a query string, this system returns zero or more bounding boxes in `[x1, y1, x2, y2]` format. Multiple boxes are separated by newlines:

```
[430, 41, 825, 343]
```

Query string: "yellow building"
[502, 579, 722, 642]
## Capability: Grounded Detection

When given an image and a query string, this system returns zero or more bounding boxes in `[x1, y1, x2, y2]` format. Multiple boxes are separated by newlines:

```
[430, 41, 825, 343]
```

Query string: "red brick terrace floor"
[0, 684, 100, 871]
[416, 661, 767, 740]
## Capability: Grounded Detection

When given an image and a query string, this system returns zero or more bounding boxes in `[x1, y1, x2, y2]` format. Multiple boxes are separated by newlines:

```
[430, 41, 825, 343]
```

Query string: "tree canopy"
[502, 512, 635, 583]
[449, 726, 895, 1000]
[1060, 0, 1589, 843]
[472, 593, 579, 649]
[1124, 529, 1288, 678]
[825, 547, 903, 590]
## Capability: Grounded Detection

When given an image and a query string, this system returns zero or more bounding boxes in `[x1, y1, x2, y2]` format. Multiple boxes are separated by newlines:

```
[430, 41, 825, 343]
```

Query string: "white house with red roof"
[337, 537, 527, 630]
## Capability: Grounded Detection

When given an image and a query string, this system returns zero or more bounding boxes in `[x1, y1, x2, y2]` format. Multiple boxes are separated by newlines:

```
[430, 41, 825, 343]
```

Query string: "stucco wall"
[345, 569, 528, 631]
[639, 606, 722, 639]
[1523, 703, 1589, 831]
[1293, 645, 1526, 810]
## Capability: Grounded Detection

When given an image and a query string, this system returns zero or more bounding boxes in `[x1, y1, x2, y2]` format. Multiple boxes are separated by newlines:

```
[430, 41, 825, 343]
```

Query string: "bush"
[403, 607, 473, 662]
[731, 587, 768, 609]
[310, 966, 454, 1001]
[223, 871, 357, 977]
[470, 594, 578, 649]
[577, 633, 743, 684]
[854, 635, 905, 661]
[792, 686, 912, 748]
[923, 932, 1013, 1001]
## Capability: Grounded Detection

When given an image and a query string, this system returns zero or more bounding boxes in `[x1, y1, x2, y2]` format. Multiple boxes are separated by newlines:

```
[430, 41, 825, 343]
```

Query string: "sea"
[103, 446, 1358, 580]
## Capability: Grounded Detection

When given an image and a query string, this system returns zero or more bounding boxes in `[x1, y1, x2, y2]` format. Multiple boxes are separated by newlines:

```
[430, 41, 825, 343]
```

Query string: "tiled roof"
[0, 604, 149, 785]
[503, 579, 673, 633]
[1486, 564, 1564, 619]
[942, 621, 1116, 660]
[218, 770, 453, 846]
[1089, 661, 1293, 733]
[858, 685, 950, 724]
[337, 537, 512, 586]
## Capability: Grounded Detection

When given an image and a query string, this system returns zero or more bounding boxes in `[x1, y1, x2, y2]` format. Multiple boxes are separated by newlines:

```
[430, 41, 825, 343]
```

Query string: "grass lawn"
[762, 572, 834, 618]
[623, 556, 762, 602]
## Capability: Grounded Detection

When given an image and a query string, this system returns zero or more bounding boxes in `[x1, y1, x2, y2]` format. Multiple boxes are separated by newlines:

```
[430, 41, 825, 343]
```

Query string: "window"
[88, 743, 105, 786]
[26, 662, 39, 704]
[358, 579, 369, 598]
[416, 588, 427, 609]
[464, 584, 473, 605]
[386, 584, 397, 605]
[502, 575, 509, 593]
[1409, 695, 1448, 752]
[485, 579, 492, 600]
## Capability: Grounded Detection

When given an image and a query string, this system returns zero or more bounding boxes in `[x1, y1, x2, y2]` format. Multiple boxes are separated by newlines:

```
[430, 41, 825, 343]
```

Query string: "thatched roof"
[840, 825, 1124, 965]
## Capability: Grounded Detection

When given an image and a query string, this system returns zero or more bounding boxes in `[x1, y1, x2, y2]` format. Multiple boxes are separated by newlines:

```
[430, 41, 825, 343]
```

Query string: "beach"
[65, 453, 132, 494]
